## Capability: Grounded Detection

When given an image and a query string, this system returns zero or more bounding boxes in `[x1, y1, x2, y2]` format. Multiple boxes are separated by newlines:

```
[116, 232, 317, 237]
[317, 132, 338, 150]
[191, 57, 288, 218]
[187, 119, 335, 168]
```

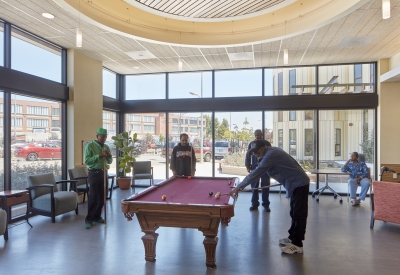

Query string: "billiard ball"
[188, 176, 192, 179]
[209, 191, 213, 196]
[215, 192, 221, 199]
[162, 195, 167, 201]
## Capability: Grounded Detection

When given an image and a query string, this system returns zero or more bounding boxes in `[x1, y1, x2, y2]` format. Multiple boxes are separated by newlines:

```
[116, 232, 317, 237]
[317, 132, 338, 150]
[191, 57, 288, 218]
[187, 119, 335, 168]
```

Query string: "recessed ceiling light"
[42, 13, 55, 19]
[228, 52, 254, 61]
[133, 66, 139, 69]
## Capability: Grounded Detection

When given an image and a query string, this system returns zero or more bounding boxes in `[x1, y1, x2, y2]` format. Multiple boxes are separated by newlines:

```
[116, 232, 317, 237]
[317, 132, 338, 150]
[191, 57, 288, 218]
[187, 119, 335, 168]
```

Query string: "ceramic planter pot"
[117, 177, 131, 190]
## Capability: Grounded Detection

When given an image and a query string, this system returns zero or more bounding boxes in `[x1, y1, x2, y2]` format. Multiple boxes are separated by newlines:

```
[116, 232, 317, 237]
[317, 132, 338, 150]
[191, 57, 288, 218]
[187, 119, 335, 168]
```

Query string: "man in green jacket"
[84, 128, 113, 229]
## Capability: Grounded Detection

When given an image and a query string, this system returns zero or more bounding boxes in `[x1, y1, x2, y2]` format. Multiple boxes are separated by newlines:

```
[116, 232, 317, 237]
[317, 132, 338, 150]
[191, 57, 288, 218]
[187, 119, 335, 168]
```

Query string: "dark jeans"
[251, 172, 270, 208]
[85, 170, 105, 223]
[288, 184, 309, 247]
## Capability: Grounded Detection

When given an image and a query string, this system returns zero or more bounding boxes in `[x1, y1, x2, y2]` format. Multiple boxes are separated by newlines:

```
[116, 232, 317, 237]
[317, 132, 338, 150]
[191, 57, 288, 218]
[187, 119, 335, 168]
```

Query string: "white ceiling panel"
[0, 0, 399, 74]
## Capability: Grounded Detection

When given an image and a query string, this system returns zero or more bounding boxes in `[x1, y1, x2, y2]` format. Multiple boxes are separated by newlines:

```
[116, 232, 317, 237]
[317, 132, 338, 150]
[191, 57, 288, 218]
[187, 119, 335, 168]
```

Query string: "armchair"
[27, 173, 78, 223]
[132, 161, 154, 187]
[370, 181, 400, 229]
[0, 209, 6, 240]
[68, 167, 89, 203]
[68, 167, 115, 200]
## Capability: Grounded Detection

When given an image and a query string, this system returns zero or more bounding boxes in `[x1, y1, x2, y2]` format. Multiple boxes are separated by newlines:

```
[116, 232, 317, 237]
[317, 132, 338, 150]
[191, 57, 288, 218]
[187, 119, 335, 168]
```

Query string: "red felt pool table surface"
[125, 176, 237, 205]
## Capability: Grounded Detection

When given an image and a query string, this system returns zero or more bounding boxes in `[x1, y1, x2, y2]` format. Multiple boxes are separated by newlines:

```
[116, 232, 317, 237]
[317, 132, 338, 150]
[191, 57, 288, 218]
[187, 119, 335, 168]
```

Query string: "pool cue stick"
[240, 183, 282, 192]
[103, 152, 107, 224]
[222, 183, 283, 197]
[191, 142, 194, 176]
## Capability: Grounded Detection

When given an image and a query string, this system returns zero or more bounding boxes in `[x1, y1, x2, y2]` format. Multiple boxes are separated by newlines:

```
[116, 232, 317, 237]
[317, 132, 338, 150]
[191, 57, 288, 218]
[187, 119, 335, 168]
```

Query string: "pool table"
[121, 176, 238, 268]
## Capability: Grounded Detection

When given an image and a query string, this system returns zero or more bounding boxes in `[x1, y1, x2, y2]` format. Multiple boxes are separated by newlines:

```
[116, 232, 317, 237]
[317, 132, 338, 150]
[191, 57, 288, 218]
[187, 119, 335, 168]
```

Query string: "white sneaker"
[279, 237, 292, 246]
[281, 244, 304, 254]
[351, 198, 360, 206]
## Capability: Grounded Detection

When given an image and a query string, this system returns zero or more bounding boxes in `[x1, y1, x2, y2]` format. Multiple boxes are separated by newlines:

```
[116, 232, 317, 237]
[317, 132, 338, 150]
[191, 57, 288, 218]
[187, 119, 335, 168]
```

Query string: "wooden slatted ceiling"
[136, 0, 285, 18]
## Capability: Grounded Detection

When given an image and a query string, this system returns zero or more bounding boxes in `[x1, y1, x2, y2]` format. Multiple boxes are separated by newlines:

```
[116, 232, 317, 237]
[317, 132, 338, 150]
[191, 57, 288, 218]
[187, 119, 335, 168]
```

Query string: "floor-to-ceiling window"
[11, 27, 61, 82]
[11, 95, 63, 188]
[117, 62, 376, 194]
[103, 69, 117, 99]
[214, 111, 262, 177]
[9, 94, 63, 217]
[124, 112, 167, 183]
[0, 20, 66, 222]
[126, 74, 166, 100]
[319, 109, 375, 193]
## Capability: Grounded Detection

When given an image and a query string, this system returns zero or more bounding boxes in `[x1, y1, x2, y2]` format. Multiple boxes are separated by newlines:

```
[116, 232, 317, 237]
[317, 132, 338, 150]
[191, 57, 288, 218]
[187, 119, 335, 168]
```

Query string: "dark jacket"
[170, 143, 196, 176]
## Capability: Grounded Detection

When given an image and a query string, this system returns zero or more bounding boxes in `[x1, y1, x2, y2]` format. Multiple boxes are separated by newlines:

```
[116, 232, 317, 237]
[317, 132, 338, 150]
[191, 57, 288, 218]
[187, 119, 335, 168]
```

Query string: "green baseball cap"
[96, 128, 107, 135]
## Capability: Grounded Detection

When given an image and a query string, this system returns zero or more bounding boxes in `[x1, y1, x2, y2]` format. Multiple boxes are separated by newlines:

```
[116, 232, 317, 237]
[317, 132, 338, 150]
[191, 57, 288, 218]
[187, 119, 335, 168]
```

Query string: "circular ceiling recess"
[124, 0, 296, 22]
[59, 0, 369, 47]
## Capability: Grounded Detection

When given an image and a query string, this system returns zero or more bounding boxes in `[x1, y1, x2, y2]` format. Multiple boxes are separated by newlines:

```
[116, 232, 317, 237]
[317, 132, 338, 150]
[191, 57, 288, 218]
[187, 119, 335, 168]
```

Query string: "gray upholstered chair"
[68, 167, 115, 200]
[26, 173, 78, 223]
[132, 161, 154, 187]
[0, 209, 7, 240]
[68, 167, 89, 203]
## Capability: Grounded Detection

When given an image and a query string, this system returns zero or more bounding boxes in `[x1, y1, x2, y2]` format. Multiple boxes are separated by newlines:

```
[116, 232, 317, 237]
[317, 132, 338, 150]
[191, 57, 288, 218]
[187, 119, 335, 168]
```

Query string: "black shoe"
[249, 206, 258, 211]
[264, 207, 271, 212]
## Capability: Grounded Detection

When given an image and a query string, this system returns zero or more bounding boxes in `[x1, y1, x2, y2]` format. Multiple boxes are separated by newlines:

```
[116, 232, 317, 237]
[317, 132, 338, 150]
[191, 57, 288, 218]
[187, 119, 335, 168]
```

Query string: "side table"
[0, 190, 33, 241]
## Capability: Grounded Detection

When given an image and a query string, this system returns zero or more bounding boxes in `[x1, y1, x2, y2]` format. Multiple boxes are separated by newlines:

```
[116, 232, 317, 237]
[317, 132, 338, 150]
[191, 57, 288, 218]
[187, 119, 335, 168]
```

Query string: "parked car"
[193, 144, 213, 162]
[11, 143, 29, 154]
[161, 141, 178, 159]
[214, 140, 231, 159]
[105, 141, 141, 157]
[14, 142, 61, 161]
[161, 141, 213, 162]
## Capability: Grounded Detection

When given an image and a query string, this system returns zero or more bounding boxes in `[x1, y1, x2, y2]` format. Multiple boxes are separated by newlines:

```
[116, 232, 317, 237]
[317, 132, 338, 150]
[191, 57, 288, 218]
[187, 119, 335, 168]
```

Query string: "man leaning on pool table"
[230, 140, 310, 255]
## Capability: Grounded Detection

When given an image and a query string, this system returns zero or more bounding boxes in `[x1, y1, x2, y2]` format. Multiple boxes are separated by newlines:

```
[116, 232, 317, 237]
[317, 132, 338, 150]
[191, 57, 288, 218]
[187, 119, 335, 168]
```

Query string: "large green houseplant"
[111, 131, 138, 190]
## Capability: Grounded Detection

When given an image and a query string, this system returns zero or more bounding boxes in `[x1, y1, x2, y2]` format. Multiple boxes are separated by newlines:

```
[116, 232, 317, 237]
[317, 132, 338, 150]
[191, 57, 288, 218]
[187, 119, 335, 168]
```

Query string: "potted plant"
[111, 131, 138, 190]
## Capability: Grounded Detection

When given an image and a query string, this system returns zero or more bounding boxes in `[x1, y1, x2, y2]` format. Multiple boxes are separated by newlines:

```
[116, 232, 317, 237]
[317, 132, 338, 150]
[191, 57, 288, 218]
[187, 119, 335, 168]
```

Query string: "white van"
[214, 140, 231, 159]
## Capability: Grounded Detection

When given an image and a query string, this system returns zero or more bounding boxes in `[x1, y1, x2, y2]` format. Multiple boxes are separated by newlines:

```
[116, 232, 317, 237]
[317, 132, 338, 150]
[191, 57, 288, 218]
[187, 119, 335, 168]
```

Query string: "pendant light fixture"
[382, 0, 390, 19]
[178, 57, 183, 71]
[284, 49, 288, 65]
[284, 21, 288, 65]
[76, 0, 83, 47]
[76, 28, 82, 48]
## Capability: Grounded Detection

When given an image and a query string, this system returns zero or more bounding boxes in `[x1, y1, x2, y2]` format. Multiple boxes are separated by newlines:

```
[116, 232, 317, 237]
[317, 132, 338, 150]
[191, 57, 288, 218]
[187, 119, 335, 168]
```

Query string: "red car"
[14, 142, 62, 161]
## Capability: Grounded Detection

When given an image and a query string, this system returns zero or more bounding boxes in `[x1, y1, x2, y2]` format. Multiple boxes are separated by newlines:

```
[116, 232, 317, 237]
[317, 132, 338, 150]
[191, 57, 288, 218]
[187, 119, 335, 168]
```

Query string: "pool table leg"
[202, 233, 219, 268]
[141, 230, 159, 262]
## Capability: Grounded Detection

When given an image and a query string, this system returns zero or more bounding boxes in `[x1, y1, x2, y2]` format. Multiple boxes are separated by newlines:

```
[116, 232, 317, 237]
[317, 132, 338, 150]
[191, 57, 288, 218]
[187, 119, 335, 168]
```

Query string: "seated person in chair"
[341, 152, 369, 206]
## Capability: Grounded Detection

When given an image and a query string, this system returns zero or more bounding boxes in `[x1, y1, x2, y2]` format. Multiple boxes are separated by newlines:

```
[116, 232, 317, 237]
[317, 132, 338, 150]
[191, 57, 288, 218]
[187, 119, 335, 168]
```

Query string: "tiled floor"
[0, 187, 399, 275]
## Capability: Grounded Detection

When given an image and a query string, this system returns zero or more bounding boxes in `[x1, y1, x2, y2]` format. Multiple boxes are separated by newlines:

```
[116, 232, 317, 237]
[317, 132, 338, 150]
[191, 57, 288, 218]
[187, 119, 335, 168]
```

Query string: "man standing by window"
[245, 129, 272, 212]
[84, 128, 113, 229]
[170, 133, 196, 177]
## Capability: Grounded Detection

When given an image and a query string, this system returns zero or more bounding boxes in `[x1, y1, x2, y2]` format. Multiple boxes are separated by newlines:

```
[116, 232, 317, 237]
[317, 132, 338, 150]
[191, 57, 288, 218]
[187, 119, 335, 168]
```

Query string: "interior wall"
[378, 59, 400, 168]
[67, 49, 103, 169]
[389, 52, 400, 70]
